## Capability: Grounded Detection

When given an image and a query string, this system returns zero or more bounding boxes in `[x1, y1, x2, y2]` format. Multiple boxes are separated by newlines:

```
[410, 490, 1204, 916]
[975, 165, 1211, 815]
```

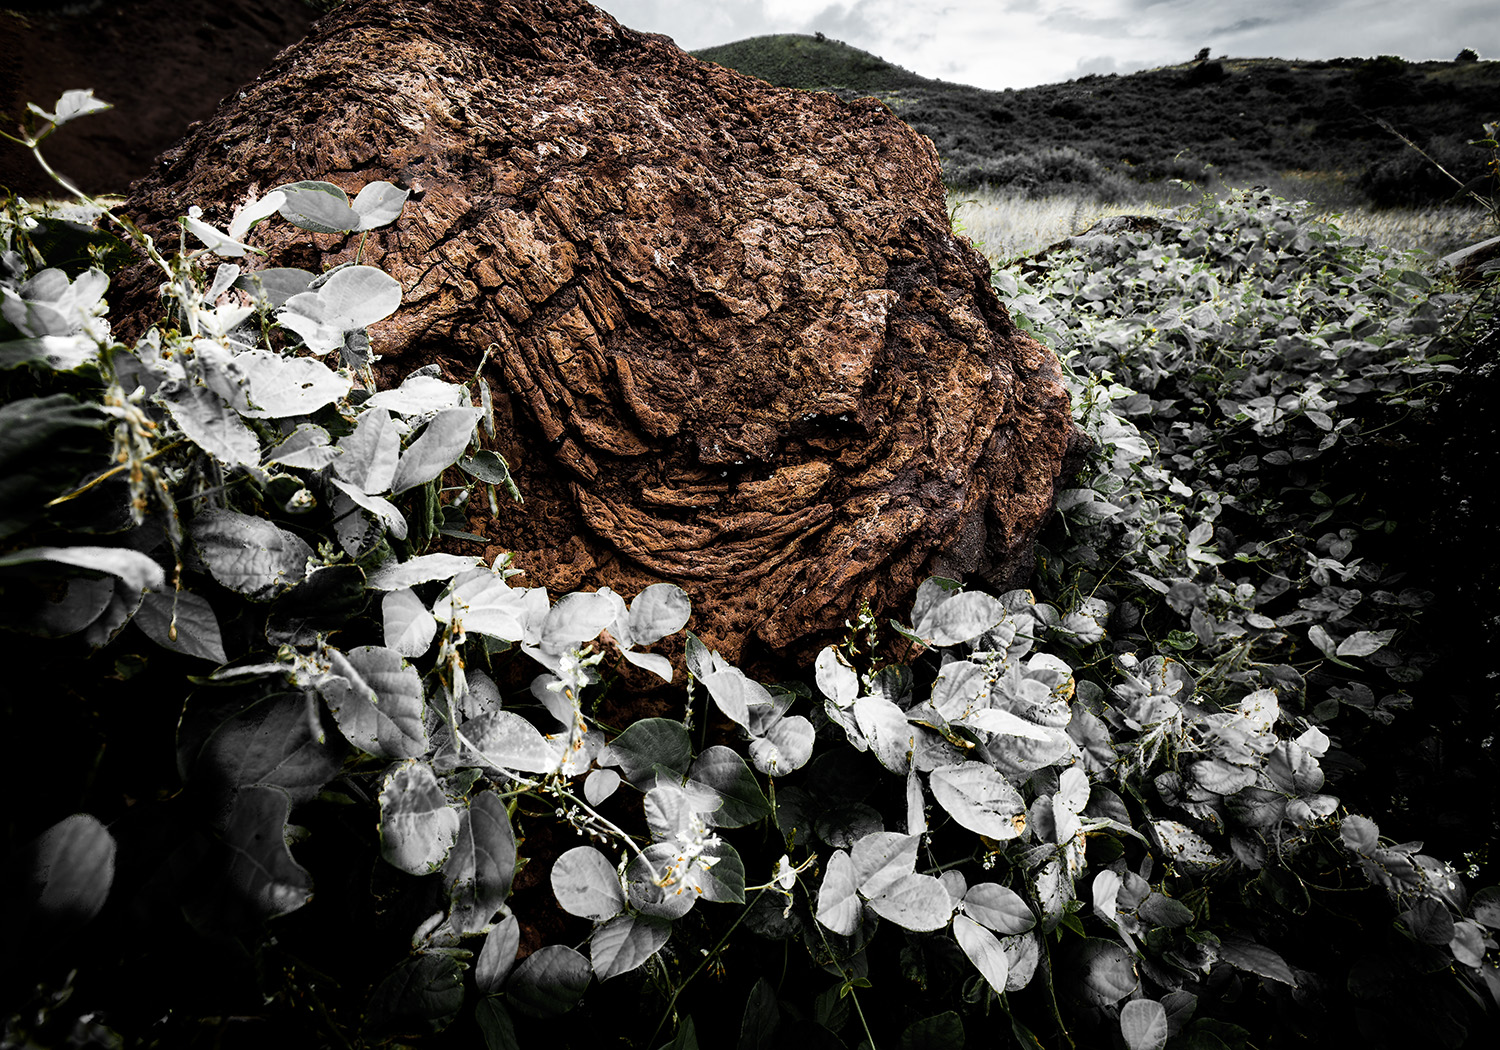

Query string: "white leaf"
[953, 913, 1010, 995]
[815, 849, 860, 935]
[853, 695, 913, 774]
[382, 587, 437, 658]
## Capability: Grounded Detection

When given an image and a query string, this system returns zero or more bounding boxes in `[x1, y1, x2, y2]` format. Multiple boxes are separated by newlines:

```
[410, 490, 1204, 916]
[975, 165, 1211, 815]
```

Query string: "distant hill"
[692, 36, 1500, 204]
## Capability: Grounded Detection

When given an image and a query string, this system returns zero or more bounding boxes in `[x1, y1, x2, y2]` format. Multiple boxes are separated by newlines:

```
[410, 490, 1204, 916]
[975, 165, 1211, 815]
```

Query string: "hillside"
[693, 36, 1500, 203]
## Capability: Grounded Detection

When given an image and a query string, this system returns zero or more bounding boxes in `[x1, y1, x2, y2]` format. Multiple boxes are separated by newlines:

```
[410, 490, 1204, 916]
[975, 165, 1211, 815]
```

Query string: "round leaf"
[689, 746, 772, 827]
[551, 846, 626, 920]
[134, 588, 227, 663]
[748, 715, 814, 776]
[223, 784, 313, 918]
[383, 586, 438, 658]
[444, 789, 517, 934]
[1069, 939, 1138, 1006]
[20, 813, 116, 935]
[854, 695, 914, 774]
[627, 583, 691, 644]
[1120, 999, 1168, 1050]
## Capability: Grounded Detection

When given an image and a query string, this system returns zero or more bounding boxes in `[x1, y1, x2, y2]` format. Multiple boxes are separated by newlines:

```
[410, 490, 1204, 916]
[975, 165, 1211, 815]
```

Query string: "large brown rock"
[114, 0, 1079, 662]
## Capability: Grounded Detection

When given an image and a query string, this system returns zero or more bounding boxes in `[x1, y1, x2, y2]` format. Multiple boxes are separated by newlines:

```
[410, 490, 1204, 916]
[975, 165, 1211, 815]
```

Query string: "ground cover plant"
[3, 93, 1499, 1050]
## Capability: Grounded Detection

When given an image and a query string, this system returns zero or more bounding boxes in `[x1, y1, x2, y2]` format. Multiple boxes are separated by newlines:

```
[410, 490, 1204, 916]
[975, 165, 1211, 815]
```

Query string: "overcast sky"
[592, 0, 1499, 91]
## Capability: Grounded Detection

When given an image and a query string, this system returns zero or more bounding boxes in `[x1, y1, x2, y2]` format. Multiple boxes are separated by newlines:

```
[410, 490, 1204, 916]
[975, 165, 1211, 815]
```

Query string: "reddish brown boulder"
[114, 0, 1079, 662]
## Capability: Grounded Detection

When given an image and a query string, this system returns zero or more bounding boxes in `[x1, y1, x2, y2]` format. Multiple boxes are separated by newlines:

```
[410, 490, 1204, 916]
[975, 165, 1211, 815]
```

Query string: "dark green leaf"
[222, 784, 312, 918]
[272, 180, 357, 234]
[192, 509, 311, 600]
[476, 997, 520, 1050]
[505, 944, 591, 1018]
[363, 952, 466, 1037]
[658, 1016, 699, 1050]
[1397, 899, 1456, 946]
[195, 693, 344, 806]
[1217, 936, 1297, 985]
[600, 718, 692, 786]
[134, 588, 227, 663]
[266, 563, 369, 645]
[0, 394, 103, 538]
[459, 450, 515, 484]
[591, 911, 672, 981]
[689, 746, 771, 827]
[1471, 886, 1500, 929]
[739, 978, 780, 1050]
[900, 1012, 963, 1050]
[18, 813, 115, 935]
[1068, 939, 1137, 1005]
[475, 915, 521, 994]
[233, 267, 316, 308]
[444, 789, 516, 933]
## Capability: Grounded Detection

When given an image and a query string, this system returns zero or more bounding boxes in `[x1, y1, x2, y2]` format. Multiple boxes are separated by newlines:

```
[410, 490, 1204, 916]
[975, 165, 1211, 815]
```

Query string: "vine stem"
[46, 440, 184, 505]
[810, 917, 880, 1050]
[647, 887, 767, 1047]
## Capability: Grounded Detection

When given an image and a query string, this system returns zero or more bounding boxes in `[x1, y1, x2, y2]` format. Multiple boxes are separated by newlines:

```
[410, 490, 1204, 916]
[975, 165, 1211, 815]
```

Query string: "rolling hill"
[693, 35, 1500, 204]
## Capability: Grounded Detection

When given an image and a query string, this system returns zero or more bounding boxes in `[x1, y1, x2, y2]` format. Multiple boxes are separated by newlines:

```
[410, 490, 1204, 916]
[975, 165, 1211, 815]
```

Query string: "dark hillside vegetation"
[694, 36, 1500, 203]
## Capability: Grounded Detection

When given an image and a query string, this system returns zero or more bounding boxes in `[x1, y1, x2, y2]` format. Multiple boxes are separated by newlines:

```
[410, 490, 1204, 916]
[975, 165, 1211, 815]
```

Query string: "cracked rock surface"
[115, 0, 1079, 662]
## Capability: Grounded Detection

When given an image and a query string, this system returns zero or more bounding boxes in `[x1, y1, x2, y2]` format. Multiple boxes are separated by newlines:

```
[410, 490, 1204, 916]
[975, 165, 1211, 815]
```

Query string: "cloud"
[594, 0, 1500, 91]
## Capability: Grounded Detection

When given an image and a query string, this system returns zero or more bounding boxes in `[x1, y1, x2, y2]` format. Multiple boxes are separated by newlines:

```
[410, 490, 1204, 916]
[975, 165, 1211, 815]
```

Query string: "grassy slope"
[693, 37, 1500, 203]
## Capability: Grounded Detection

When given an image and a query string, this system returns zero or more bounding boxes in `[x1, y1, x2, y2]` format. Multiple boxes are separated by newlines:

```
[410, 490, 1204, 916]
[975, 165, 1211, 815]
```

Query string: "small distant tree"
[1195, 47, 1211, 62]
[814, 31, 826, 43]
[1456, 48, 1479, 62]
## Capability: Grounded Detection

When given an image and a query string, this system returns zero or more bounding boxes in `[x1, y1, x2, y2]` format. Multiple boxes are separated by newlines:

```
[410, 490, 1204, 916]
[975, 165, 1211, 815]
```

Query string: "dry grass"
[948, 180, 1492, 268]
[945, 191, 1176, 267]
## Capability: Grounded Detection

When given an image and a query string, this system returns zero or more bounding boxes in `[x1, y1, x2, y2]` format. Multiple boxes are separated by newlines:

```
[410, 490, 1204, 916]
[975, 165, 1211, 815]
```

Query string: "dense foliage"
[3, 95, 1498, 1050]
[694, 35, 1500, 202]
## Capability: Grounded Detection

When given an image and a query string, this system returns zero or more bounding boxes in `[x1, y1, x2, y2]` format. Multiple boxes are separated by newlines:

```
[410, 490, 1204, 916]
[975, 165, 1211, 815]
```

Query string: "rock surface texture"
[115, 0, 1079, 661]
